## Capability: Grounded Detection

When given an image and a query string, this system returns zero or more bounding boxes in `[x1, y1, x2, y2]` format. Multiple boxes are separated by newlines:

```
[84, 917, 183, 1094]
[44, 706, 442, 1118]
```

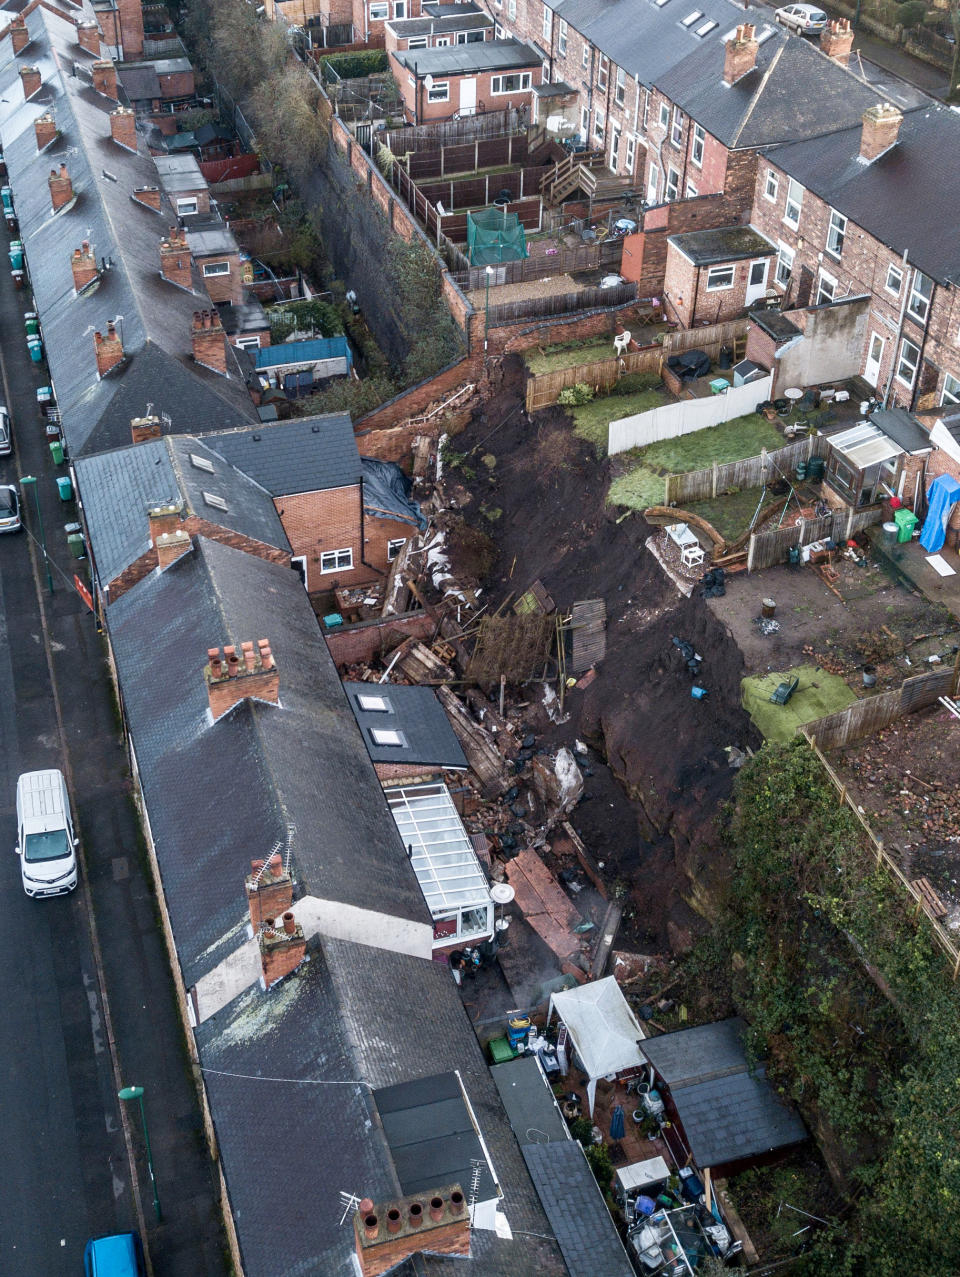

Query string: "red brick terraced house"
[390, 37, 542, 121]
[385, 3, 494, 53]
[751, 102, 960, 415]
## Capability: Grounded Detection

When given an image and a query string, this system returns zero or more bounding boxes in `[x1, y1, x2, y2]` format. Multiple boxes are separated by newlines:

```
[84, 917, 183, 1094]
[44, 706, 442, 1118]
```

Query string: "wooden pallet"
[912, 877, 948, 920]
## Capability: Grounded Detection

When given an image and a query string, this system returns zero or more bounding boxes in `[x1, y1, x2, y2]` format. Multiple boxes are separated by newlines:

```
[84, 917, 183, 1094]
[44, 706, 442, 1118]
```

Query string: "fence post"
[845, 505, 854, 540]
[747, 533, 756, 573]
[711, 460, 719, 499]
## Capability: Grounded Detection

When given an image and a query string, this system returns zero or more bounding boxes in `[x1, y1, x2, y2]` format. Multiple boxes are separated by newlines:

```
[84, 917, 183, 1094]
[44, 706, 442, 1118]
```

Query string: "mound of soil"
[445, 355, 761, 950]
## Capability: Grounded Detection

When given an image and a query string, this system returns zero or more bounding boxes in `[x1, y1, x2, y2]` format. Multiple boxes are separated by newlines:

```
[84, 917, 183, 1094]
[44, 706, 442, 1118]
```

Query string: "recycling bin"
[49, 439, 64, 465]
[24, 312, 39, 337]
[27, 337, 43, 363]
[67, 533, 85, 559]
[894, 508, 918, 543]
[56, 475, 73, 502]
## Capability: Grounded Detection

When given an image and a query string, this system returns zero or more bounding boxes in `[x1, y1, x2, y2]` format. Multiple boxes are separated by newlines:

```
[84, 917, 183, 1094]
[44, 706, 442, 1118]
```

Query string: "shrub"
[584, 1143, 614, 1192]
[897, 0, 927, 27]
[557, 382, 595, 406]
[320, 50, 389, 81]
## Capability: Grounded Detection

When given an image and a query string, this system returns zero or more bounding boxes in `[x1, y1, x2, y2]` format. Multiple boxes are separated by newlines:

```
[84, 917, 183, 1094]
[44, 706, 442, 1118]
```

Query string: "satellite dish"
[490, 883, 515, 904]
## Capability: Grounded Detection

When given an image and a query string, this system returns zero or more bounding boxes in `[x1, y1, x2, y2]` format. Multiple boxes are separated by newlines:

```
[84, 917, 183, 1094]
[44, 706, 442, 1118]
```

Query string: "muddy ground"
[443, 356, 761, 951]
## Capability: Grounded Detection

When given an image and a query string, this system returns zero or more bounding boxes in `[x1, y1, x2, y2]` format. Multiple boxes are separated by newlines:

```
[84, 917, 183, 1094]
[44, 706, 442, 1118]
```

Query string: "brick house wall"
[275, 486, 365, 592]
[750, 157, 960, 411]
[364, 514, 416, 575]
[662, 241, 775, 329]
[386, 25, 493, 53]
[390, 53, 541, 123]
[619, 193, 751, 297]
[156, 68, 195, 100]
[353, 0, 424, 45]
[323, 611, 435, 665]
[196, 254, 244, 305]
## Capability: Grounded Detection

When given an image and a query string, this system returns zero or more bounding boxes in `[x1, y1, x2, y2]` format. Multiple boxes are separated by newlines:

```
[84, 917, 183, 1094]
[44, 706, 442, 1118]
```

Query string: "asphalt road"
[0, 239, 228, 1272]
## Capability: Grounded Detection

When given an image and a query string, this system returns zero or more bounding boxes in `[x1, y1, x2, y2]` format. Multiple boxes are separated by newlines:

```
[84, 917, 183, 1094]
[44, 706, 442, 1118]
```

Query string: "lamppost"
[484, 264, 494, 351]
[19, 475, 53, 595]
[118, 1086, 162, 1221]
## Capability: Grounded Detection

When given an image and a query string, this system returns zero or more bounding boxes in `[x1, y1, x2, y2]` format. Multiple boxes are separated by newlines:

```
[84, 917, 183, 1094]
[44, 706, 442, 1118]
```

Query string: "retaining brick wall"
[324, 610, 435, 665]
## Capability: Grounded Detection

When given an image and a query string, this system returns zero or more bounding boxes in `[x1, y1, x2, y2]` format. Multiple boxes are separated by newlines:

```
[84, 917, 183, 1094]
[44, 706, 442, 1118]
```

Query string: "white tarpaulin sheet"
[549, 977, 646, 1114]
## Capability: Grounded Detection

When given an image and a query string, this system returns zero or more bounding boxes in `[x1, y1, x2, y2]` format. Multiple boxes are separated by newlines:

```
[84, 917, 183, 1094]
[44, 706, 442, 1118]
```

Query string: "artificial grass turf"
[741, 665, 858, 744]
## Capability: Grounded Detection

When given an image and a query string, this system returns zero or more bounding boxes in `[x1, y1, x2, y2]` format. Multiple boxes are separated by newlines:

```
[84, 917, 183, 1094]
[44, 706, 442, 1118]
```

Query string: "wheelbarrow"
[770, 676, 799, 706]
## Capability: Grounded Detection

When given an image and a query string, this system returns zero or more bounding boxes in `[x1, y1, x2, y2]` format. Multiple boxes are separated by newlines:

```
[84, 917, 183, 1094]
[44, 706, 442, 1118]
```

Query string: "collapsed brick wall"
[324, 611, 435, 665]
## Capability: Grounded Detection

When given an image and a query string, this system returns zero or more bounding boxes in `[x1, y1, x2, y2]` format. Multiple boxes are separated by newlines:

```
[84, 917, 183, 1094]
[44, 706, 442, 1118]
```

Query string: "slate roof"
[761, 103, 960, 285]
[394, 38, 541, 75]
[668, 225, 774, 266]
[0, 6, 257, 458]
[117, 64, 162, 100]
[655, 26, 916, 150]
[153, 151, 206, 191]
[74, 435, 288, 587]
[870, 408, 931, 455]
[641, 1018, 806, 1168]
[106, 537, 431, 988]
[203, 414, 362, 494]
[544, 0, 776, 89]
[345, 683, 468, 768]
[522, 1143, 634, 1277]
[186, 226, 239, 258]
[491, 1056, 568, 1145]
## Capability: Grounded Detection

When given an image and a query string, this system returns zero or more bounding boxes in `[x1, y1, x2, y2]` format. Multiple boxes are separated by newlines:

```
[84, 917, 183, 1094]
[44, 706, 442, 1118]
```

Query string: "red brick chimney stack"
[131, 416, 164, 444]
[91, 60, 118, 100]
[155, 529, 192, 569]
[245, 853, 291, 930]
[11, 15, 30, 55]
[34, 112, 58, 151]
[205, 639, 280, 721]
[132, 186, 161, 212]
[860, 103, 903, 163]
[19, 66, 42, 100]
[354, 1187, 470, 1276]
[110, 106, 137, 152]
[159, 228, 192, 290]
[258, 912, 305, 986]
[71, 241, 99, 293]
[820, 18, 854, 67]
[147, 503, 182, 545]
[93, 321, 124, 377]
[76, 19, 102, 56]
[49, 163, 74, 213]
[723, 23, 758, 85]
[191, 309, 228, 377]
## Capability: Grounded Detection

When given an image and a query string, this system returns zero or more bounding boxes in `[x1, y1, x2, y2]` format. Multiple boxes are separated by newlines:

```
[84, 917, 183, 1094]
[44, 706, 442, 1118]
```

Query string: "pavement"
[0, 237, 228, 1271]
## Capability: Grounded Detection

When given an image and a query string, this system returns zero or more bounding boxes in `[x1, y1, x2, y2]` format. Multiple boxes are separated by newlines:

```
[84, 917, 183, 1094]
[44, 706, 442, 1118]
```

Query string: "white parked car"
[775, 4, 828, 34]
[15, 769, 79, 897]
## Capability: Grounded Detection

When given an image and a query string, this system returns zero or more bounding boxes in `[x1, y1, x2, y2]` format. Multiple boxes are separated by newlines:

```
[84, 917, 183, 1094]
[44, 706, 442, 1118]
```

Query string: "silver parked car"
[0, 406, 11, 456]
[0, 484, 21, 533]
[775, 4, 828, 34]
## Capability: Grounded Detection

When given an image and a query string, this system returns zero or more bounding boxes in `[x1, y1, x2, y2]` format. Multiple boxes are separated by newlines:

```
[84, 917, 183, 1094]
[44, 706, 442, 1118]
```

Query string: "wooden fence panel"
[452, 243, 605, 291]
[382, 111, 524, 155]
[525, 347, 663, 413]
[803, 668, 954, 751]
[662, 319, 748, 361]
[665, 435, 830, 505]
[747, 506, 883, 571]
[487, 281, 637, 328]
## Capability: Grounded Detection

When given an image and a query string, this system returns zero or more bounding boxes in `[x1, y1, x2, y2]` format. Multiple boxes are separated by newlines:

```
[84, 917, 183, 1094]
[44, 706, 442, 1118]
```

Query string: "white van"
[15, 769, 78, 897]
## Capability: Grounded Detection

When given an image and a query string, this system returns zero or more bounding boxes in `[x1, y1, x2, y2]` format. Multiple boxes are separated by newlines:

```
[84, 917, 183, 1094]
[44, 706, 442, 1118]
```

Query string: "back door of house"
[864, 332, 885, 387]
[459, 78, 477, 116]
[744, 259, 768, 307]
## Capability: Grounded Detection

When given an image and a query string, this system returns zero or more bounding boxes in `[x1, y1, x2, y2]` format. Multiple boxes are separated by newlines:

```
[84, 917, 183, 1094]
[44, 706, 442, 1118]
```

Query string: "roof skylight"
[681, 11, 703, 26]
[358, 693, 392, 713]
[695, 18, 718, 35]
[203, 491, 228, 511]
[371, 728, 405, 747]
[190, 453, 215, 473]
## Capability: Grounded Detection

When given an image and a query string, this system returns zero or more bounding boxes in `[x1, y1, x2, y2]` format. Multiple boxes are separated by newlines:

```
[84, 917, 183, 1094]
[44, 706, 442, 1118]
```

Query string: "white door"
[459, 77, 477, 116]
[646, 163, 659, 206]
[744, 259, 768, 307]
[609, 124, 621, 173]
[864, 332, 885, 387]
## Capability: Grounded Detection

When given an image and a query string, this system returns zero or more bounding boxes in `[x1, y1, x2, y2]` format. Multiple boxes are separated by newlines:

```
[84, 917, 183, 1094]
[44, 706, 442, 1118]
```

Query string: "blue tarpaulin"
[919, 472, 960, 553]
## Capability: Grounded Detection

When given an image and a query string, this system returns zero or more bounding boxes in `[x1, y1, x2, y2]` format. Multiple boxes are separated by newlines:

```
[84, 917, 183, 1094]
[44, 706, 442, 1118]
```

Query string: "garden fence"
[746, 506, 882, 571]
[487, 281, 637, 328]
[525, 347, 663, 413]
[662, 318, 749, 362]
[665, 434, 830, 505]
[608, 375, 773, 455]
[802, 667, 955, 751]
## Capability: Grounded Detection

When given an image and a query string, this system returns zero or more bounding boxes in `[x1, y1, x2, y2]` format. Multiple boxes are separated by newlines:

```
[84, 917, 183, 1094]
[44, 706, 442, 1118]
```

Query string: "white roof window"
[357, 693, 392, 713]
[387, 784, 492, 915]
[695, 18, 718, 35]
[681, 10, 703, 26]
[371, 727, 405, 747]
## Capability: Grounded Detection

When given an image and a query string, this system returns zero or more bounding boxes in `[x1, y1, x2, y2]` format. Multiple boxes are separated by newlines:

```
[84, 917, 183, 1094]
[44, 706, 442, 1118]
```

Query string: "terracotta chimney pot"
[282, 911, 296, 936]
[225, 645, 240, 676]
[409, 1203, 424, 1230]
[386, 1209, 402, 1235]
[429, 1196, 445, 1223]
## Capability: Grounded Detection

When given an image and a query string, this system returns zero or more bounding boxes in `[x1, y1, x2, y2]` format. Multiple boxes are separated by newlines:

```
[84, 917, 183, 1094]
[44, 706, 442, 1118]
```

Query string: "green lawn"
[741, 666, 857, 744]
[571, 388, 667, 452]
[525, 339, 626, 375]
[607, 413, 784, 512]
[686, 485, 768, 542]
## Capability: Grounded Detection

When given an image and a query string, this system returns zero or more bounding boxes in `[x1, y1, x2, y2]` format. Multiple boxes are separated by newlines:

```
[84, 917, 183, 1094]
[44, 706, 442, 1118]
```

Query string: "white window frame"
[895, 336, 920, 388]
[370, 727, 406, 747]
[597, 54, 608, 89]
[490, 72, 531, 95]
[647, 163, 660, 205]
[234, 335, 262, 350]
[495, 22, 505, 37]
[884, 263, 903, 297]
[542, 3, 552, 42]
[434, 34, 449, 45]
[358, 692, 392, 712]
[826, 209, 846, 260]
[582, 43, 589, 69]
[783, 177, 803, 229]
[942, 373, 960, 405]
[763, 169, 778, 202]
[320, 547, 354, 573]
[507, 0, 516, 18]
[658, 101, 670, 130]
[642, 87, 649, 131]
[625, 133, 636, 175]
[387, 538, 406, 561]
[775, 242, 794, 288]
[691, 122, 704, 167]
[664, 165, 680, 201]
[393, 0, 405, 15]
[558, 18, 568, 54]
[202, 260, 230, 277]
[685, 180, 698, 198]
[427, 80, 449, 101]
[615, 66, 626, 105]
[176, 196, 198, 216]
[907, 271, 932, 324]
[407, 35, 427, 48]
[593, 107, 605, 143]
[705, 264, 735, 291]
[816, 268, 837, 306]
[369, 1, 388, 18]
[671, 106, 684, 146]
[541, 59, 550, 82]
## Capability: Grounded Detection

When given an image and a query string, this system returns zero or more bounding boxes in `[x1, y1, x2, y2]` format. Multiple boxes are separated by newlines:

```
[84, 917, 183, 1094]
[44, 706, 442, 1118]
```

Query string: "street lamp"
[19, 475, 53, 595]
[484, 264, 494, 351]
[118, 1085, 162, 1221]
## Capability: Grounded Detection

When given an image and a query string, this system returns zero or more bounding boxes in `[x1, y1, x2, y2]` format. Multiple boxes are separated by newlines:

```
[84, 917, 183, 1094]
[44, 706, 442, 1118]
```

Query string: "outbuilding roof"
[549, 977, 646, 1082]
[345, 684, 468, 769]
[394, 38, 541, 76]
[668, 225, 774, 266]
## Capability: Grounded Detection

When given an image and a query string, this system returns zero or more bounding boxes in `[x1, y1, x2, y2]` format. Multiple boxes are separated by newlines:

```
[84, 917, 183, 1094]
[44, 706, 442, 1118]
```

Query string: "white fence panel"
[607, 375, 773, 456]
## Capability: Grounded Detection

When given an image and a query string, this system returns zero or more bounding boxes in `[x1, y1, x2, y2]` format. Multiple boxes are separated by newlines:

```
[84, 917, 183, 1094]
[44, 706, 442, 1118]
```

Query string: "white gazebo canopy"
[548, 977, 647, 1115]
